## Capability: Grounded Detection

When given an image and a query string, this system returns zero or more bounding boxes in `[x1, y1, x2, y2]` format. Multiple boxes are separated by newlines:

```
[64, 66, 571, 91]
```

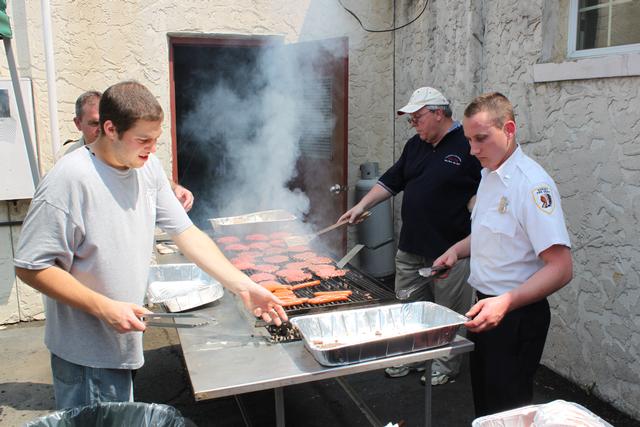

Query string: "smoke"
[179, 41, 341, 227]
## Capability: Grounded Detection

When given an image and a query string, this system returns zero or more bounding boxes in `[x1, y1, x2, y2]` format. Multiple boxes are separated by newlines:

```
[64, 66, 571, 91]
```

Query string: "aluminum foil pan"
[147, 264, 224, 312]
[291, 301, 467, 366]
[208, 209, 298, 235]
[472, 400, 613, 427]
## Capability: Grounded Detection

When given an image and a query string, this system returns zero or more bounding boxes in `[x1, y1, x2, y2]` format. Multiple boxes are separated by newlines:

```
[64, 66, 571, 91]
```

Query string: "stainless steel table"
[174, 291, 474, 427]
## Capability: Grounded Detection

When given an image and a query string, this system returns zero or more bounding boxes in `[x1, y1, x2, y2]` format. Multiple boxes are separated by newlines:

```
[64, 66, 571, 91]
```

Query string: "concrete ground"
[1, 321, 638, 427]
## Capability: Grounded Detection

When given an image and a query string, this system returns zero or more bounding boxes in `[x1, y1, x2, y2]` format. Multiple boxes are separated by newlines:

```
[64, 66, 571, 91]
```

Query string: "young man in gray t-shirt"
[14, 81, 287, 410]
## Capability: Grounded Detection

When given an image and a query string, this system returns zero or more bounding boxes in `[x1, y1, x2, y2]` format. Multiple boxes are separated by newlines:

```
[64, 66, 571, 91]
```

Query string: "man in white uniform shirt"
[434, 92, 572, 416]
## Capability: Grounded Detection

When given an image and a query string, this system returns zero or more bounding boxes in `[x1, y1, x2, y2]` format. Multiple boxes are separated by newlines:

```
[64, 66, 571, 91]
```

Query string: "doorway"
[169, 36, 348, 253]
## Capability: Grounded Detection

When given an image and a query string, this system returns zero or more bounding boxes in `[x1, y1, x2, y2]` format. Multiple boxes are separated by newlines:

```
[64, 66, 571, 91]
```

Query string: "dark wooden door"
[284, 37, 348, 255]
[169, 36, 348, 254]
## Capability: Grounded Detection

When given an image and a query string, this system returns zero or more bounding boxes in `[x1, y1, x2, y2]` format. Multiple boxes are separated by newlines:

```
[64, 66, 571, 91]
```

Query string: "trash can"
[24, 402, 193, 427]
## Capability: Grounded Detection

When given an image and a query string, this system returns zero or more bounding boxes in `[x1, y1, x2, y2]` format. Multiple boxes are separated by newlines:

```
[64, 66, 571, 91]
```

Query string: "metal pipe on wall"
[40, 0, 60, 157]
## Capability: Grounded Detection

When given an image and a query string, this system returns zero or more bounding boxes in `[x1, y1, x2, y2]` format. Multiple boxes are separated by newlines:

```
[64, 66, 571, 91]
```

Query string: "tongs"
[141, 312, 213, 328]
[396, 265, 450, 300]
[284, 211, 372, 247]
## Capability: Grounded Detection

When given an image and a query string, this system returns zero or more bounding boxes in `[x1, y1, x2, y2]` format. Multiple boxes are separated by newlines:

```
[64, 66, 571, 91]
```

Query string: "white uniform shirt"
[468, 146, 571, 296]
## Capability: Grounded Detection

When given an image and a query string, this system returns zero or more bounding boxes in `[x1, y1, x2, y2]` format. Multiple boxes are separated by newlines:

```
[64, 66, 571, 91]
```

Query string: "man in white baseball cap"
[397, 86, 450, 114]
[340, 86, 481, 386]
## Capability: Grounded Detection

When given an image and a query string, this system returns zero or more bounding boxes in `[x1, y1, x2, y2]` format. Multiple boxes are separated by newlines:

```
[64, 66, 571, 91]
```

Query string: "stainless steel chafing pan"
[291, 301, 467, 366]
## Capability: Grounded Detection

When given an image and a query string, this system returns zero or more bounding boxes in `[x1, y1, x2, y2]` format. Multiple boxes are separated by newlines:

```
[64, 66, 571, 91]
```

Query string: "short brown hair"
[464, 92, 515, 129]
[75, 90, 101, 119]
[99, 81, 163, 137]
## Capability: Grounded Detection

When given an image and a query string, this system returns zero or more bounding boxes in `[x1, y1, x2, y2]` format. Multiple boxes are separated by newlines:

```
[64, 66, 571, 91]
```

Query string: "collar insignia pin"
[498, 196, 509, 213]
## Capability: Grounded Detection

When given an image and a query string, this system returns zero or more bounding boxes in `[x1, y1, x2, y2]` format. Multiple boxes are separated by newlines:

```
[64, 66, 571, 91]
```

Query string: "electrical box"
[0, 77, 37, 201]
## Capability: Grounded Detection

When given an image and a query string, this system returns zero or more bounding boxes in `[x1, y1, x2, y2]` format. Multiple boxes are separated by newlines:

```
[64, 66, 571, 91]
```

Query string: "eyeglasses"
[407, 108, 436, 124]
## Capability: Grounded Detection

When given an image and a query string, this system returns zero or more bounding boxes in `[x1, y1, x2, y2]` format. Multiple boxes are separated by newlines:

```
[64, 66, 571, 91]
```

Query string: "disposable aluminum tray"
[290, 301, 467, 366]
[147, 264, 224, 312]
[208, 209, 298, 235]
[472, 400, 613, 427]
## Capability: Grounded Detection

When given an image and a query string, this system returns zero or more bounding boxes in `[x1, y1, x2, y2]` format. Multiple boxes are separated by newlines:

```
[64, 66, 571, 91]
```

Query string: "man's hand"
[431, 247, 459, 279]
[15, 266, 152, 333]
[237, 282, 288, 326]
[338, 183, 392, 224]
[97, 300, 151, 333]
[433, 247, 459, 269]
[173, 184, 194, 212]
[338, 205, 366, 224]
[464, 294, 511, 332]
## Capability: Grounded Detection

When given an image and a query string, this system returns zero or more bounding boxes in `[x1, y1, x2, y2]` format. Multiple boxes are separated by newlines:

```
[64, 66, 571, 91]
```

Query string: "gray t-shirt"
[14, 146, 192, 369]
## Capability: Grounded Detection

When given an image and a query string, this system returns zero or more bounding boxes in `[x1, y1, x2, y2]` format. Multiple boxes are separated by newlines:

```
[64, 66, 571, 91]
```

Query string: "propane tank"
[355, 162, 395, 278]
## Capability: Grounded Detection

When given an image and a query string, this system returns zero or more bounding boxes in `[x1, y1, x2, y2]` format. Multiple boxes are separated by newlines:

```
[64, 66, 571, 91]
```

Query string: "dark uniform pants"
[469, 292, 550, 417]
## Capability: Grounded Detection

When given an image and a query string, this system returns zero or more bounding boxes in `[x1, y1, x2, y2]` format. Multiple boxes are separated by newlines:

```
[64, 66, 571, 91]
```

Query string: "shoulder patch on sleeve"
[532, 184, 554, 214]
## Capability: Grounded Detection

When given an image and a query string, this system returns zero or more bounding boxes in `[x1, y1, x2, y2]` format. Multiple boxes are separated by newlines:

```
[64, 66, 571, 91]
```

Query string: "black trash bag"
[24, 402, 190, 427]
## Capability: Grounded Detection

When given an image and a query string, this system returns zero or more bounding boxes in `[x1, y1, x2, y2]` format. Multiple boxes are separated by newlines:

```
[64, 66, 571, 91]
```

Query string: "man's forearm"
[451, 235, 471, 259]
[357, 183, 393, 210]
[504, 245, 572, 311]
[15, 266, 110, 317]
[172, 226, 251, 294]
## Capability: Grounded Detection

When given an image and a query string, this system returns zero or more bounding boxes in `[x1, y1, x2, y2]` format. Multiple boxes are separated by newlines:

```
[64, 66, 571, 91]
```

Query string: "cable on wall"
[338, 0, 429, 33]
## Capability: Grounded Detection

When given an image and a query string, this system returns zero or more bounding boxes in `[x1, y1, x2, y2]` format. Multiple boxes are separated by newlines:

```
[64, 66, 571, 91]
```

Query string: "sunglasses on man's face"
[407, 108, 436, 124]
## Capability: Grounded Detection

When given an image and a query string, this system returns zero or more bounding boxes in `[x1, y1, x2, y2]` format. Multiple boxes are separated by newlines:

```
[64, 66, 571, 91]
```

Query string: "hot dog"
[312, 290, 352, 297]
[307, 295, 350, 304]
[290, 280, 321, 290]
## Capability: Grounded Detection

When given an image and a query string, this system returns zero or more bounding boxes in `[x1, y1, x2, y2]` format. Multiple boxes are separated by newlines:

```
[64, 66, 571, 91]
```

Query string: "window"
[568, 0, 640, 57]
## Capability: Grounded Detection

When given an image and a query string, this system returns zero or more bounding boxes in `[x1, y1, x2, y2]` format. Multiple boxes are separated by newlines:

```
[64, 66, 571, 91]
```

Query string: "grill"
[209, 210, 395, 342]
[264, 267, 394, 342]
[239, 266, 393, 316]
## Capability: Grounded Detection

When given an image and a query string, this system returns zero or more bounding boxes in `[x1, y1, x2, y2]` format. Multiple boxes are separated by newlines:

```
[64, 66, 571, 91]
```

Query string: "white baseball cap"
[397, 87, 450, 115]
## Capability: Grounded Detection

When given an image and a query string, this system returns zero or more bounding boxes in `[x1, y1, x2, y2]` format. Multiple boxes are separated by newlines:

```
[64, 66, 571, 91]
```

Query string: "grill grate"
[217, 229, 395, 341]
[240, 266, 394, 316]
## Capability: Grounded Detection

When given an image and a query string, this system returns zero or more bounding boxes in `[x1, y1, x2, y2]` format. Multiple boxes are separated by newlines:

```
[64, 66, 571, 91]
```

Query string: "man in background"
[339, 87, 481, 385]
[62, 90, 194, 212]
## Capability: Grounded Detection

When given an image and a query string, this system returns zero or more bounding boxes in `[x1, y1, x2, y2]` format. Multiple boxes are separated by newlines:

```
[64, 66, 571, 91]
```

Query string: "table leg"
[335, 377, 383, 427]
[274, 387, 285, 427]
[424, 360, 432, 427]
[233, 395, 252, 427]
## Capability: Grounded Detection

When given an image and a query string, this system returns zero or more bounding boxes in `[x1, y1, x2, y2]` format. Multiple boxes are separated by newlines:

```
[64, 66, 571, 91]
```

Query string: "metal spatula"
[284, 211, 371, 247]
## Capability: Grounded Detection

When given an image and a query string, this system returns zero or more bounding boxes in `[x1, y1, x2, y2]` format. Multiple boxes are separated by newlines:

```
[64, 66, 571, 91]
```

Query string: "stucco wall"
[0, 1, 393, 320]
[394, 0, 640, 419]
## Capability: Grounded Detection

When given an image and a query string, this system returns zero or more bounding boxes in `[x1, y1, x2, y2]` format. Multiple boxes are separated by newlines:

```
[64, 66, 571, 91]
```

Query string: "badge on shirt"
[498, 196, 509, 213]
[444, 154, 462, 166]
[532, 185, 554, 214]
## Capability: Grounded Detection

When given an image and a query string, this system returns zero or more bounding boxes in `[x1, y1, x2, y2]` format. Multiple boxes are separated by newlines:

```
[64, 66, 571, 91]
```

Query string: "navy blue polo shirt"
[378, 125, 481, 259]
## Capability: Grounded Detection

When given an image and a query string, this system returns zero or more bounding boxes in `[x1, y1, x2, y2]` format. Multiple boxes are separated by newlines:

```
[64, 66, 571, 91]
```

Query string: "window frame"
[568, 0, 640, 58]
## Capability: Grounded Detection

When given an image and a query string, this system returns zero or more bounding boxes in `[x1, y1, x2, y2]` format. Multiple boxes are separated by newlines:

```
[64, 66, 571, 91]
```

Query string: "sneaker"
[420, 371, 452, 386]
[385, 364, 426, 378]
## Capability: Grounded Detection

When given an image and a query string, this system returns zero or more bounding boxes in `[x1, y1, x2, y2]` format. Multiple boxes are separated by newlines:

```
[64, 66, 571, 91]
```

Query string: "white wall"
[0, 1, 394, 320]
